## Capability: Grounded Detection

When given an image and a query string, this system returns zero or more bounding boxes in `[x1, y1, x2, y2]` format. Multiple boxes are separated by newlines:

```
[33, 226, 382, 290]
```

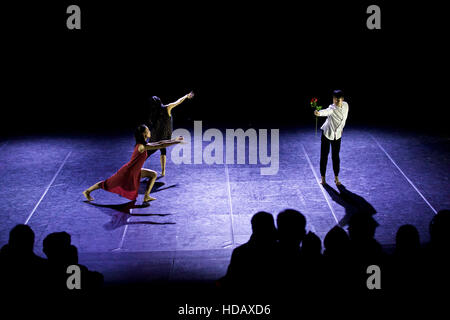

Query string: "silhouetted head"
[301, 231, 322, 257]
[324, 225, 350, 256]
[276, 209, 306, 247]
[43, 232, 72, 263]
[250, 211, 277, 243]
[396, 224, 420, 254]
[429, 209, 450, 249]
[134, 124, 150, 145]
[8, 224, 35, 253]
[347, 212, 378, 241]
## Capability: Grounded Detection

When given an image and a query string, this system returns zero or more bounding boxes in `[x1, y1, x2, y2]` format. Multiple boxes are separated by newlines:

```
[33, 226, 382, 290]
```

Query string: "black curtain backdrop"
[2, 1, 448, 136]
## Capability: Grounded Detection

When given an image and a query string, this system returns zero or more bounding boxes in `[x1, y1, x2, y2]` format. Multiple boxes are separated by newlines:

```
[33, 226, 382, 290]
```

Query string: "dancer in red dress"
[83, 125, 183, 203]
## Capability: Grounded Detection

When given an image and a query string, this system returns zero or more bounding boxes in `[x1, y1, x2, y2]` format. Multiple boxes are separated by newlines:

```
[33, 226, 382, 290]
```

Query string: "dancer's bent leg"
[141, 168, 157, 202]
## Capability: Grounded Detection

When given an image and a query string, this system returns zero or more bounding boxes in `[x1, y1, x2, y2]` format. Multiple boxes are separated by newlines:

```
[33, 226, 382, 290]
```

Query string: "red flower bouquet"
[310, 97, 322, 136]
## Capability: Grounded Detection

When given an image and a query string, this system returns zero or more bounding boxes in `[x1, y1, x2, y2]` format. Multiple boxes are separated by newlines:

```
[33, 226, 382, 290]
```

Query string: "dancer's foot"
[83, 190, 94, 201]
[144, 194, 156, 202]
[335, 177, 342, 186]
[320, 177, 326, 185]
[160, 170, 165, 177]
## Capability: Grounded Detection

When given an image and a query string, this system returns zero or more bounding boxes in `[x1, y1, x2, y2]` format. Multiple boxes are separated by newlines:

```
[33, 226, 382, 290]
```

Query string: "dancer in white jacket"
[314, 90, 349, 185]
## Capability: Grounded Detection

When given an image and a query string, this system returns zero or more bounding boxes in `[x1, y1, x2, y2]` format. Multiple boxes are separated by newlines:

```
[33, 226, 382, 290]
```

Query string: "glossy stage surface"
[0, 125, 448, 285]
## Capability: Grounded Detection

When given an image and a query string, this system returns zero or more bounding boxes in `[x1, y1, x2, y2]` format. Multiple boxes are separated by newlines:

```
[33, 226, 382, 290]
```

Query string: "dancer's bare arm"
[166, 91, 194, 113]
[152, 138, 178, 145]
[138, 137, 184, 153]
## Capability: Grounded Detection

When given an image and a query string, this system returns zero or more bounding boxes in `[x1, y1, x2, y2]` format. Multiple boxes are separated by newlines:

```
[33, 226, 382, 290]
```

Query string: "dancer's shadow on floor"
[84, 200, 175, 230]
[322, 184, 377, 227]
[138, 181, 179, 195]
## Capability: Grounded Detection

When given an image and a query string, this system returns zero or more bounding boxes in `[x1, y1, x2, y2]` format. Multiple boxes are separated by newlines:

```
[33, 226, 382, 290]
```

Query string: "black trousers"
[320, 131, 341, 177]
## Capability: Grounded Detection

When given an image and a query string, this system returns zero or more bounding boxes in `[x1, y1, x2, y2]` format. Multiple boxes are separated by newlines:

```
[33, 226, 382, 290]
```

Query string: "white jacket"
[317, 101, 349, 140]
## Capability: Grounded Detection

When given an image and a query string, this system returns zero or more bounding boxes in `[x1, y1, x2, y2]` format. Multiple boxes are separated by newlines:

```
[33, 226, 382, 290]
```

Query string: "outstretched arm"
[138, 137, 184, 153]
[166, 91, 194, 113]
[315, 106, 334, 117]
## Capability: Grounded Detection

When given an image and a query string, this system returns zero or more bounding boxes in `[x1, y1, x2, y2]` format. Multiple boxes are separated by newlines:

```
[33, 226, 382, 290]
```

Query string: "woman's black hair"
[332, 90, 344, 99]
[147, 96, 164, 126]
[134, 124, 149, 146]
[151, 96, 162, 106]
[149, 96, 164, 112]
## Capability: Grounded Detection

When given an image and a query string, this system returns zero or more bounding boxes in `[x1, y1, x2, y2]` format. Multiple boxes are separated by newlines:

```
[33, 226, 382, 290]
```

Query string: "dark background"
[2, 1, 448, 136]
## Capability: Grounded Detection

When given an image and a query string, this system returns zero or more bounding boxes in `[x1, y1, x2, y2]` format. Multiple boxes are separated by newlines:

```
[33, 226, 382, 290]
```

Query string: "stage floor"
[0, 126, 448, 284]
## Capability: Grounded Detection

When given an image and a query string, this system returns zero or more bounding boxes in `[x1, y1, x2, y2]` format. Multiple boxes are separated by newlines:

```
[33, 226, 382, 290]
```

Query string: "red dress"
[100, 144, 148, 200]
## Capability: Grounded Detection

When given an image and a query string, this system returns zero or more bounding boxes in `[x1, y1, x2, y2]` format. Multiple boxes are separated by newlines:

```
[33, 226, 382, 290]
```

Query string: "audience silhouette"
[275, 209, 307, 292]
[221, 208, 450, 304]
[220, 211, 278, 296]
[43, 231, 103, 292]
[425, 209, 450, 294]
[1, 209, 449, 303]
[385, 224, 424, 295]
[0, 224, 48, 293]
[0, 226, 103, 297]
[323, 225, 353, 293]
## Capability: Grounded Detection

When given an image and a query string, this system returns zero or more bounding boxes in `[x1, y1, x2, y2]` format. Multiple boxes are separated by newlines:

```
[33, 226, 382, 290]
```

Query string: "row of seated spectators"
[1, 209, 449, 302]
[219, 209, 450, 302]
[0, 226, 103, 295]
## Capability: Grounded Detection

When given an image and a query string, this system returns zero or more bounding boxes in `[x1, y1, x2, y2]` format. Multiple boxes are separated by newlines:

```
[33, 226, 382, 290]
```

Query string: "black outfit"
[320, 130, 341, 177]
[147, 104, 173, 157]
